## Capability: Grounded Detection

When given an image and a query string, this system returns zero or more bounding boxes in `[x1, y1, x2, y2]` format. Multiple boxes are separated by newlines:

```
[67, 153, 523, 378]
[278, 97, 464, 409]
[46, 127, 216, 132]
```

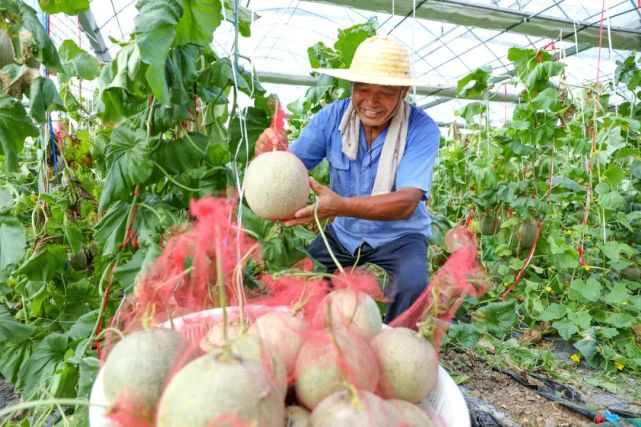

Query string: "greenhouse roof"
[45, 0, 641, 125]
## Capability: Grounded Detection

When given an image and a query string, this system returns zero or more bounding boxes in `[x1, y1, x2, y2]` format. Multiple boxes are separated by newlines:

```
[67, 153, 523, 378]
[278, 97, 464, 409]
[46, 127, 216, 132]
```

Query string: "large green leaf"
[229, 106, 270, 165]
[13, 2, 63, 72]
[0, 95, 39, 171]
[174, 0, 222, 47]
[94, 201, 129, 256]
[334, 21, 377, 66]
[456, 66, 492, 98]
[134, 0, 183, 104]
[537, 303, 567, 321]
[151, 132, 207, 177]
[39, 0, 89, 15]
[29, 76, 65, 123]
[63, 215, 85, 255]
[0, 215, 26, 271]
[14, 244, 67, 281]
[58, 39, 100, 81]
[19, 332, 68, 399]
[0, 306, 35, 342]
[472, 300, 518, 338]
[568, 278, 602, 303]
[97, 43, 148, 123]
[99, 125, 153, 211]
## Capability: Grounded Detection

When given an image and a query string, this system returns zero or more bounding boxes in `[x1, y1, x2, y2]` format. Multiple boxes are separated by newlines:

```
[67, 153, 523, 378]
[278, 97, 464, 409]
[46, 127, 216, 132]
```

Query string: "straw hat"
[314, 36, 421, 87]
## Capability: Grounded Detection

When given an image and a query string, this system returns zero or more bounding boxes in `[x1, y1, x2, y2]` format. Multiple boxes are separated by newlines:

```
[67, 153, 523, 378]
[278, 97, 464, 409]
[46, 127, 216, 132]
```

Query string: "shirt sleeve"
[395, 111, 440, 198]
[288, 105, 333, 170]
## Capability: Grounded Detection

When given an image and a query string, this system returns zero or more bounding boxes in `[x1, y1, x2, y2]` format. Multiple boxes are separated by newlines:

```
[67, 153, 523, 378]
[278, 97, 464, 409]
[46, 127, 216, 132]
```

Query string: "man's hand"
[284, 178, 344, 226]
[255, 128, 287, 156]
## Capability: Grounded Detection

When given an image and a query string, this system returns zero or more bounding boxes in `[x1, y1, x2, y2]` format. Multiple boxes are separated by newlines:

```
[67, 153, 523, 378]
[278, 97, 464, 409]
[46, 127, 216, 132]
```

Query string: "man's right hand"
[255, 128, 287, 156]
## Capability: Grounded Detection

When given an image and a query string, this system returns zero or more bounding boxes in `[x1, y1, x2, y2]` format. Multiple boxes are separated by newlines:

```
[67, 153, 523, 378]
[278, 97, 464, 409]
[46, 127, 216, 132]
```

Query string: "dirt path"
[442, 350, 641, 427]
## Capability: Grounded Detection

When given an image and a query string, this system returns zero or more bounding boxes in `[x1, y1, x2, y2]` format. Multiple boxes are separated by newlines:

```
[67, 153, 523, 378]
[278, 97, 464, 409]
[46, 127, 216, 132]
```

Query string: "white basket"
[89, 307, 470, 427]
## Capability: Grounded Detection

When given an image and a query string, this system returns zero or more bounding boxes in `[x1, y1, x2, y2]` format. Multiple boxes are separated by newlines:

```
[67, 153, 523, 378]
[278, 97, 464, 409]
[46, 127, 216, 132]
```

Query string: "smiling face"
[351, 82, 409, 128]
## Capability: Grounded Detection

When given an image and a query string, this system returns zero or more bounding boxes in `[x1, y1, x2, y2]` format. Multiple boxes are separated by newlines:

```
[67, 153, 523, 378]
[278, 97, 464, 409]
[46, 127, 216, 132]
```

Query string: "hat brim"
[314, 68, 424, 87]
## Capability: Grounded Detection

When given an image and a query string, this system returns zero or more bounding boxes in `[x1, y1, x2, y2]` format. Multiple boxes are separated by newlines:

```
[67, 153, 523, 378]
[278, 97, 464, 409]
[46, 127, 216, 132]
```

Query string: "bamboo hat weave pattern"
[314, 36, 421, 87]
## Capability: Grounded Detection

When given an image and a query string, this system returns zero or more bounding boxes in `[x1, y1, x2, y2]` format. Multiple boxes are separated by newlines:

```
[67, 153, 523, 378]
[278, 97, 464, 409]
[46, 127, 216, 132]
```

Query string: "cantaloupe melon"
[387, 399, 436, 426]
[102, 328, 192, 419]
[294, 328, 379, 410]
[313, 289, 382, 340]
[244, 151, 310, 220]
[309, 390, 403, 427]
[156, 351, 285, 427]
[248, 311, 308, 378]
[371, 327, 438, 402]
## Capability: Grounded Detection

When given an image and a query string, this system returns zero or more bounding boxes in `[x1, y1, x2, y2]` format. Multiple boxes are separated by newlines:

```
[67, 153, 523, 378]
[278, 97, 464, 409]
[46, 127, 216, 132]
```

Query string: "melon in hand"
[244, 151, 310, 220]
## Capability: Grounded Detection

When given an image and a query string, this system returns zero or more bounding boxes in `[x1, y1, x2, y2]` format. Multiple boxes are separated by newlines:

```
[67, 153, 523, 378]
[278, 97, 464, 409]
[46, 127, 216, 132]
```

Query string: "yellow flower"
[571, 353, 581, 363]
[564, 230, 572, 236]
[615, 361, 625, 370]
[545, 286, 553, 293]
[622, 301, 628, 306]
[582, 264, 592, 271]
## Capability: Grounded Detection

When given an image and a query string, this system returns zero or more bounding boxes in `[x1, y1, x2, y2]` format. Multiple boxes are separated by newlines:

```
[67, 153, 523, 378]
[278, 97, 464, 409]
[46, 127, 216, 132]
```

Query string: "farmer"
[255, 35, 440, 323]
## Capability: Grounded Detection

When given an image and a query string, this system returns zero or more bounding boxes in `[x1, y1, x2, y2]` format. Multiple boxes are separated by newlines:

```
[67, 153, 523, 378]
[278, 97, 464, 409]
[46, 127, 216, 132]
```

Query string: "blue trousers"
[307, 225, 428, 323]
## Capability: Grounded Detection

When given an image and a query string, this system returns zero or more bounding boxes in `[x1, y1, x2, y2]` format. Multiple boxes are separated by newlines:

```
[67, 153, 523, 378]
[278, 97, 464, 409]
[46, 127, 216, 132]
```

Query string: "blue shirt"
[289, 98, 440, 254]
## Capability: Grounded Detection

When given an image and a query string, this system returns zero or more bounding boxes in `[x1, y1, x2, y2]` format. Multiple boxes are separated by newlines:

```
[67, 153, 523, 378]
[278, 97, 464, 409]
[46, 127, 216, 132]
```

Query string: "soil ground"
[441, 349, 641, 427]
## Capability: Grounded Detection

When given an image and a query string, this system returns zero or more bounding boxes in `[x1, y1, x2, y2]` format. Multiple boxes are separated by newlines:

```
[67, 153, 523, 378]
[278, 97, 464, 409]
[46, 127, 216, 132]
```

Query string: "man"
[255, 35, 440, 322]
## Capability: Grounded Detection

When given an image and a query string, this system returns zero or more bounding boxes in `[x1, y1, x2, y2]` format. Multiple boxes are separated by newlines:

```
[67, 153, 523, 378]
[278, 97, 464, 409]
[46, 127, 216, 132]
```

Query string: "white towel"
[339, 100, 410, 195]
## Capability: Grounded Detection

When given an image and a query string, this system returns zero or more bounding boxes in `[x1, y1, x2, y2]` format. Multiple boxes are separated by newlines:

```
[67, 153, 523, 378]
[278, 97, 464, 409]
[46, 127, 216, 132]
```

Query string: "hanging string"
[577, 0, 607, 266]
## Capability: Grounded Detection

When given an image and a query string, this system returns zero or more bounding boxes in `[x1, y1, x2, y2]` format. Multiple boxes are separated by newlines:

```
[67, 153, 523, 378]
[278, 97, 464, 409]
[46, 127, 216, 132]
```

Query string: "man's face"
[352, 83, 407, 128]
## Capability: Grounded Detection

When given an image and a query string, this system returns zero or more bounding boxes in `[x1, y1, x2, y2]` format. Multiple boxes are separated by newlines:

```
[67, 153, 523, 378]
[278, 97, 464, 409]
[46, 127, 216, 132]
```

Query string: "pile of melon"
[100, 289, 443, 426]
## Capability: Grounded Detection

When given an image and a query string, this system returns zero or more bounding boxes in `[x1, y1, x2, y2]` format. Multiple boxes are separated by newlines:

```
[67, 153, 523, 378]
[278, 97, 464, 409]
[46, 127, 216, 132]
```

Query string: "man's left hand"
[283, 178, 344, 226]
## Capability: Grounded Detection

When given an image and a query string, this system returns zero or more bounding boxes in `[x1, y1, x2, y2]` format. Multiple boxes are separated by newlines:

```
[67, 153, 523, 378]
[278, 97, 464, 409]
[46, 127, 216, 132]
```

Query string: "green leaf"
[456, 66, 492, 98]
[569, 278, 602, 303]
[94, 202, 129, 256]
[0, 306, 35, 342]
[174, 0, 222, 47]
[14, 244, 67, 281]
[334, 21, 377, 66]
[99, 124, 153, 211]
[446, 323, 482, 348]
[38, 0, 89, 15]
[456, 101, 486, 125]
[0, 95, 39, 171]
[552, 319, 577, 340]
[58, 40, 100, 81]
[229, 107, 270, 165]
[603, 163, 626, 188]
[68, 310, 98, 340]
[537, 303, 567, 321]
[13, 2, 63, 72]
[472, 301, 518, 338]
[18, 333, 68, 399]
[574, 329, 602, 368]
[532, 87, 561, 112]
[598, 191, 625, 211]
[604, 282, 630, 305]
[151, 133, 207, 177]
[0, 215, 26, 271]
[0, 339, 33, 385]
[134, 0, 183, 104]
[0, 187, 12, 212]
[29, 77, 65, 123]
[567, 310, 592, 330]
[551, 177, 585, 193]
[63, 215, 84, 255]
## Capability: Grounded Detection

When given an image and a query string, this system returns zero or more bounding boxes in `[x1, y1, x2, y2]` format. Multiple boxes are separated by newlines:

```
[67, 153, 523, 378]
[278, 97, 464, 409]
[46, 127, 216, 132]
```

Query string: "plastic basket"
[89, 307, 470, 427]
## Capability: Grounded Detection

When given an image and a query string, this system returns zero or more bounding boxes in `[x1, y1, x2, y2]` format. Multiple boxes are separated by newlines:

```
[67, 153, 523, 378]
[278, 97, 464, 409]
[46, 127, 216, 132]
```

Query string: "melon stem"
[314, 198, 344, 273]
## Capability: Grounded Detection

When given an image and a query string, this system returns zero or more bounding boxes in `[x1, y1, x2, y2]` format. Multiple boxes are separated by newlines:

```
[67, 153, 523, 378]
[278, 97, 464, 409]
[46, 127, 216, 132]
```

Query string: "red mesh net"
[98, 196, 488, 427]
